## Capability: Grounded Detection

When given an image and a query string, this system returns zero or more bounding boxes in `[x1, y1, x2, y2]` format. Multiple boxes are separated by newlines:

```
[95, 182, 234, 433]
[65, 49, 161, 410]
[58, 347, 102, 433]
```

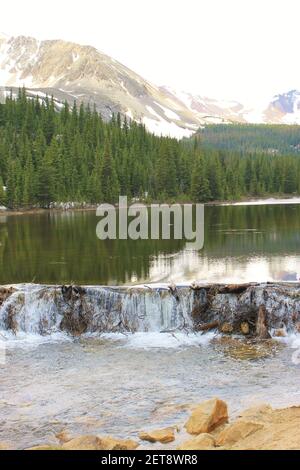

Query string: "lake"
[1, 202, 300, 285]
[2, 201, 300, 449]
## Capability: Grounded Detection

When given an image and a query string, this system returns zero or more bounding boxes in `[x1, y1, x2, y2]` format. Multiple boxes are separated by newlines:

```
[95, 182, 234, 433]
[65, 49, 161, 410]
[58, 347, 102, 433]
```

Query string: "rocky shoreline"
[1, 398, 299, 450]
[1, 195, 300, 217]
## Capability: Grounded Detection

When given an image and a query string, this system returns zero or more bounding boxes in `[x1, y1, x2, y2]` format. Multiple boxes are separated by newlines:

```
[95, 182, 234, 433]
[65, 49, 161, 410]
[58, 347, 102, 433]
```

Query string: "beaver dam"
[1, 282, 300, 450]
[1, 282, 300, 337]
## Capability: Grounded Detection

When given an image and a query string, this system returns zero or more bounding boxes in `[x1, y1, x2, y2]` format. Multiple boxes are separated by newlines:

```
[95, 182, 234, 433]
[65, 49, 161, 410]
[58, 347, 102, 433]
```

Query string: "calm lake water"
[1, 202, 300, 285]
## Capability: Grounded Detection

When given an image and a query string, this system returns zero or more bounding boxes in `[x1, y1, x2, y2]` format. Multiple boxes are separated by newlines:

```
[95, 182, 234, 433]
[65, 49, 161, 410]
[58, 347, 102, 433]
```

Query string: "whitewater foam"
[99, 331, 217, 350]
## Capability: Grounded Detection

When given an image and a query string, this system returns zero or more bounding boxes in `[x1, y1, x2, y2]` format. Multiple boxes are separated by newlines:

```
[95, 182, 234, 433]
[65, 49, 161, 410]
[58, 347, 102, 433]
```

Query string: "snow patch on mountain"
[142, 116, 194, 138]
[1, 34, 300, 135]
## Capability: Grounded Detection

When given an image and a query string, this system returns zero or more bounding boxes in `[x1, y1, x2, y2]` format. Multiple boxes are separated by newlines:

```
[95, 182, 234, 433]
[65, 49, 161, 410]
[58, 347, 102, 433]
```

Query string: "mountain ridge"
[0, 33, 299, 137]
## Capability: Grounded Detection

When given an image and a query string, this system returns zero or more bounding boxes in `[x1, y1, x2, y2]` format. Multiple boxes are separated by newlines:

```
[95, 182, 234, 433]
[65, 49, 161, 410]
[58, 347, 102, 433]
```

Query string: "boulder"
[177, 433, 215, 450]
[240, 322, 250, 335]
[184, 398, 228, 435]
[216, 420, 264, 447]
[139, 427, 176, 444]
[62, 435, 138, 450]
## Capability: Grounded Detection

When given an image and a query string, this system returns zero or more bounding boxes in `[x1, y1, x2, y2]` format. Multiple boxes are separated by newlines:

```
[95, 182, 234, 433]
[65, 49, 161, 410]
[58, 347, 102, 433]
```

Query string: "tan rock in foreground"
[216, 420, 264, 446]
[139, 427, 176, 444]
[230, 406, 300, 450]
[238, 403, 272, 420]
[0, 442, 11, 450]
[184, 398, 228, 435]
[55, 430, 74, 444]
[177, 433, 215, 450]
[62, 435, 138, 450]
[27, 445, 63, 450]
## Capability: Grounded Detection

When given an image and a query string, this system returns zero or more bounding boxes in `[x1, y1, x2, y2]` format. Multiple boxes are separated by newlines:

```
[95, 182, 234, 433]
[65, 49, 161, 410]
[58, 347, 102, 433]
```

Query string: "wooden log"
[196, 321, 219, 332]
[256, 305, 271, 339]
[218, 284, 252, 294]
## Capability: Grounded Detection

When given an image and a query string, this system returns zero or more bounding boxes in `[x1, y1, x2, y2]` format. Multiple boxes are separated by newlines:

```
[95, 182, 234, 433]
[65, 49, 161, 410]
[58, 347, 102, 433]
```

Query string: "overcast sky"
[1, 0, 299, 104]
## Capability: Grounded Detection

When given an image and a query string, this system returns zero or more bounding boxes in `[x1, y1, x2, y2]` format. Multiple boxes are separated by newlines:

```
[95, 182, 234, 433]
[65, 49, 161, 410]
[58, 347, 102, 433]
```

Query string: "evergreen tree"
[191, 156, 212, 202]
[100, 140, 120, 203]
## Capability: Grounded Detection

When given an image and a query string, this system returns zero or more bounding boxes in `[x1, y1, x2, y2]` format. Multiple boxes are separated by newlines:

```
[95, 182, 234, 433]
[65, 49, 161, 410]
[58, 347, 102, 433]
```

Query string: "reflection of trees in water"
[1, 205, 300, 284]
[203, 205, 300, 257]
[0, 212, 186, 284]
[0, 220, 8, 265]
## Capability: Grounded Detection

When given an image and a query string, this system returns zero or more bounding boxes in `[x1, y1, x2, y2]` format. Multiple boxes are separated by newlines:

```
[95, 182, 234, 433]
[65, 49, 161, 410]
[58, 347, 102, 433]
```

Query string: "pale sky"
[1, 0, 300, 105]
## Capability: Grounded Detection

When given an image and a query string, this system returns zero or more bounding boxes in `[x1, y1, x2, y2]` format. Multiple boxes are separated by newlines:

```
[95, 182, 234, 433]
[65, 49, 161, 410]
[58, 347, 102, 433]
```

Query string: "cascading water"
[0, 284, 195, 336]
[1, 282, 300, 338]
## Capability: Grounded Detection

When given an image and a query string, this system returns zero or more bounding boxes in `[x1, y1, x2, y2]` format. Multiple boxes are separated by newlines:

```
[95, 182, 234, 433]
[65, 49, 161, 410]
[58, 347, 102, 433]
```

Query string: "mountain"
[1, 33, 300, 137]
[264, 90, 300, 124]
[160, 87, 250, 124]
[0, 33, 200, 138]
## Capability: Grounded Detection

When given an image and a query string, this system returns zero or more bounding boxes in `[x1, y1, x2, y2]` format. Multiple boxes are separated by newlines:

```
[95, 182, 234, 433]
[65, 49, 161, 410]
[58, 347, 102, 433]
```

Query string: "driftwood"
[218, 284, 252, 294]
[196, 321, 219, 332]
[190, 283, 253, 294]
[256, 305, 271, 339]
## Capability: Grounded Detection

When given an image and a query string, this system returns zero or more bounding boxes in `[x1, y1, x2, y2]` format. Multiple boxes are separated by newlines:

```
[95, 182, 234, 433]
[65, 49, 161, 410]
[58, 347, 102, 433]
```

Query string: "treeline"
[196, 123, 300, 155]
[0, 89, 300, 207]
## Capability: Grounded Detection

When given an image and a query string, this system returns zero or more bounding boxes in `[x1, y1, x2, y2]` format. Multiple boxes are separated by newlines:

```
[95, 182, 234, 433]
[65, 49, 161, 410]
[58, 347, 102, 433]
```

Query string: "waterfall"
[1, 282, 300, 338]
[0, 284, 195, 336]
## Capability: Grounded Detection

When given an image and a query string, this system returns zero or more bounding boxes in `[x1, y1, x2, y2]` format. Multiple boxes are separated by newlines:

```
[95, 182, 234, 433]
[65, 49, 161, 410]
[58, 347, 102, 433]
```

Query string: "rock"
[55, 430, 74, 443]
[256, 305, 271, 339]
[240, 322, 250, 335]
[216, 420, 264, 447]
[62, 435, 139, 450]
[274, 328, 287, 338]
[229, 406, 300, 450]
[26, 445, 63, 450]
[0, 442, 10, 450]
[0, 206, 7, 212]
[139, 427, 176, 444]
[238, 404, 272, 420]
[220, 323, 233, 334]
[295, 322, 300, 333]
[177, 433, 215, 450]
[184, 398, 228, 435]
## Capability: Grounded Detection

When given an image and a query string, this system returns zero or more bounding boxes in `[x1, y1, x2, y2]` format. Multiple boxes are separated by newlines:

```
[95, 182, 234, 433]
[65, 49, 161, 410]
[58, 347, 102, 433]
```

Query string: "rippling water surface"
[1, 333, 300, 449]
